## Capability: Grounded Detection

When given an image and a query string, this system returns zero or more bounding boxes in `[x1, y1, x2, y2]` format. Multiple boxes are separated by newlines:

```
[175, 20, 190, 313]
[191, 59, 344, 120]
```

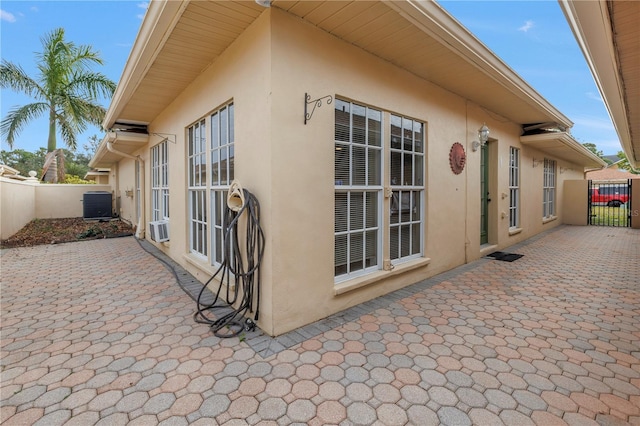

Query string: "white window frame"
[543, 158, 556, 218]
[389, 114, 424, 264]
[509, 147, 520, 228]
[334, 98, 426, 283]
[210, 103, 234, 266]
[334, 99, 383, 282]
[188, 120, 207, 258]
[185, 102, 235, 266]
[151, 140, 169, 221]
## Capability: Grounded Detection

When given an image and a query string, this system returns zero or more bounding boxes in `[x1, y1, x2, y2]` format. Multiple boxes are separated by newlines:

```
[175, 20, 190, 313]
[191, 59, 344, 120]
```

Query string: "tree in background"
[0, 148, 46, 176]
[83, 134, 101, 157]
[616, 151, 640, 174]
[0, 146, 92, 180]
[0, 28, 115, 182]
[582, 143, 612, 164]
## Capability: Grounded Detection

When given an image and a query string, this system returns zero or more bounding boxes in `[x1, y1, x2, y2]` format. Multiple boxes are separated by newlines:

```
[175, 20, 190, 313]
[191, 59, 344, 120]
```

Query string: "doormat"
[485, 251, 524, 262]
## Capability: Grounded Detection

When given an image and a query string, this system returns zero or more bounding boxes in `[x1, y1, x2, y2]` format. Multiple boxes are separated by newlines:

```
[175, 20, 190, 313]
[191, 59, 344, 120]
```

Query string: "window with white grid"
[186, 102, 234, 265]
[188, 120, 207, 257]
[334, 99, 383, 281]
[543, 158, 556, 218]
[210, 103, 234, 266]
[334, 99, 426, 282]
[509, 147, 520, 228]
[151, 140, 169, 221]
[389, 114, 424, 263]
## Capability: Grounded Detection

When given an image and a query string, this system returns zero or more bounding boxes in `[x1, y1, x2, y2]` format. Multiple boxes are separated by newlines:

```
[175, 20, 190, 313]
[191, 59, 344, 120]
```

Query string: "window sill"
[334, 257, 431, 296]
[509, 227, 523, 236]
[542, 215, 557, 224]
[183, 253, 237, 292]
[183, 253, 214, 274]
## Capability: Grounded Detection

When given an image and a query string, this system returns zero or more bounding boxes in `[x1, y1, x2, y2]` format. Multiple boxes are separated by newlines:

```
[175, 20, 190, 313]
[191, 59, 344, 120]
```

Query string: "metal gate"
[588, 179, 632, 227]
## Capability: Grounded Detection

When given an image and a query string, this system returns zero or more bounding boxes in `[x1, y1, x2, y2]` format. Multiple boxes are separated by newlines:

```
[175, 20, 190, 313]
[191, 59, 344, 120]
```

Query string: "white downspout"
[107, 140, 146, 239]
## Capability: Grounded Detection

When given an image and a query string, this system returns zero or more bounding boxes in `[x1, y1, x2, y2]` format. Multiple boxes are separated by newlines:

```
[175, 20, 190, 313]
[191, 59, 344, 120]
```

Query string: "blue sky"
[1, 1, 622, 155]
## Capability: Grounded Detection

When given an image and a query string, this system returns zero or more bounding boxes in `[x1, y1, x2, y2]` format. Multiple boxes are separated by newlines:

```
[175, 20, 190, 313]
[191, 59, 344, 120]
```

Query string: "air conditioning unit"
[83, 191, 112, 220]
[149, 220, 170, 243]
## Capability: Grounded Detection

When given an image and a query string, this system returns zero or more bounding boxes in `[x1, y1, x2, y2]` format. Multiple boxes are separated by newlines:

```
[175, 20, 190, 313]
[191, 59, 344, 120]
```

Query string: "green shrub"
[62, 175, 96, 184]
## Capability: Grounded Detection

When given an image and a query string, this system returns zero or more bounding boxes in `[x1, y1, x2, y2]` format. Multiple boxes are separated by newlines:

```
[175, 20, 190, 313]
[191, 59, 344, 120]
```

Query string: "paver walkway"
[1, 225, 639, 425]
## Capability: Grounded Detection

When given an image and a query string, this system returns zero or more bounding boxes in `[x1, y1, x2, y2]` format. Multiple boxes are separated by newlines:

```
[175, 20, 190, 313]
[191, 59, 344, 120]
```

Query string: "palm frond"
[0, 103, 48, 148]
[0, 60, 45, 99]
[71, 44, 105, 69]
[2, 27, 116, 151]
[67, 72, 116, 99]
[57, 119, 78, 151]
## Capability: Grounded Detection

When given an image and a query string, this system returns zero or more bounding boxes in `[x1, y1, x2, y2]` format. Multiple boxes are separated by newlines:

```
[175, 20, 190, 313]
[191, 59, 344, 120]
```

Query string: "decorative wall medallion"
[449, 142, 466, 175]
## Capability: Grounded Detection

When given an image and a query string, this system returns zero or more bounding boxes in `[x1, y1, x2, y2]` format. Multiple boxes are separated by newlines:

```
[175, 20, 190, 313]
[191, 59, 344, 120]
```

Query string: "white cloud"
[1, 9, 16, 22]
[30, 6, 38, 13]
[137, 2, 148, 19]
[519, 20, 535, 33]
[572, 115, 615, 131]
[586, 92, 604, 103]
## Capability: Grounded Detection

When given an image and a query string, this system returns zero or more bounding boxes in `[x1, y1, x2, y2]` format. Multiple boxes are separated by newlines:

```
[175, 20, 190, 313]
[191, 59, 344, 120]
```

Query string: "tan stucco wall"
[563, 180, 589, 225]
[128, 10, 276, 328]
[265, 9, 589, 334]
[0, 178, 112, 239]
[1, 178, 36, 239]
[114, 160, 137, 228]
[122, 8, 594, 336]
[34, 184, 112, 219]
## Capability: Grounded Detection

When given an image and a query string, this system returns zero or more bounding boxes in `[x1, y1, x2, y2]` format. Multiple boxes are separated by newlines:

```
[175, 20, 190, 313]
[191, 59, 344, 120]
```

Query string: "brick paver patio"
[1, 225, 639, 425]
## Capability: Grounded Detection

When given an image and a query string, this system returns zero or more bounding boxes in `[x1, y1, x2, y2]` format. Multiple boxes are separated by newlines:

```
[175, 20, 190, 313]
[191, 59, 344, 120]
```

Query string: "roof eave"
[89, 132, 149, 169]
[385, 0, 573, 129]
[520, 132, 608, 169]
[102, 0, 189, 130]
[558, 0, 638, 169]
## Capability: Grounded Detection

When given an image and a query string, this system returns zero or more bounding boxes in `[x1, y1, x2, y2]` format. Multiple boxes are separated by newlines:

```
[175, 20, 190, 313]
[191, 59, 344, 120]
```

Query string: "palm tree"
[0, 27, 116, 182]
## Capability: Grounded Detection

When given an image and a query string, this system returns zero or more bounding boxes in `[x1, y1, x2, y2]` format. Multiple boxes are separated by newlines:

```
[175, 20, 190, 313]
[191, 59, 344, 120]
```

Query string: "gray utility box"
[83, 191, 112, 220]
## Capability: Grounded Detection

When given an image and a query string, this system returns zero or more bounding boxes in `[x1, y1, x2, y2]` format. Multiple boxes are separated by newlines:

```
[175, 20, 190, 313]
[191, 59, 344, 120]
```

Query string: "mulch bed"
[0, 217, 134, 249]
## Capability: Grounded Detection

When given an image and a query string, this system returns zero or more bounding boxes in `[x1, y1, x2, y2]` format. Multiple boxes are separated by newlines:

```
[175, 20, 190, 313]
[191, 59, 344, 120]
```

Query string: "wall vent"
[149, 220, 170, 243]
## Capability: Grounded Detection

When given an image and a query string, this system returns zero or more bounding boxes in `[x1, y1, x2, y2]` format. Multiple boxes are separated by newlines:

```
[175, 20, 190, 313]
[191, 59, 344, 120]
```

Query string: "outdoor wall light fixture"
[255, 0, 271, 7]
[471, 124, 490, 152]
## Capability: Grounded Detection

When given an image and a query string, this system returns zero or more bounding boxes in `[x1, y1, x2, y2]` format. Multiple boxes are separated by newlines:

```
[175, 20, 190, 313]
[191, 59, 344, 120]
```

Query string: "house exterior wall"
[114, 160, 137, 227]
[264, 9, 587, 335]
[127, 11, 277, 328]
[124, 8, 591, 336]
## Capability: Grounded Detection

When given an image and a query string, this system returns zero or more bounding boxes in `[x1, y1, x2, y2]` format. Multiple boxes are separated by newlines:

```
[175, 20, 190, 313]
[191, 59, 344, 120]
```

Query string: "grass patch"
[589, 205, 630, 227]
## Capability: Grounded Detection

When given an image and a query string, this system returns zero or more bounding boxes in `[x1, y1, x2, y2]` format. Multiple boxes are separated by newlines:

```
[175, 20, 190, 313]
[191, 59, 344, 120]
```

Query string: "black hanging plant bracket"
[304, 92, 333, 124]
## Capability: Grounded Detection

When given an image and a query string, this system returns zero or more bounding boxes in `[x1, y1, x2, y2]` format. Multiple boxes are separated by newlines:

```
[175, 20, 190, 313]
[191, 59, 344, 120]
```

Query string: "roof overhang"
[520, 132, 608, 169]
[102, 0, 575, 133]
[0, 164, 22, 177]
[90, 131, 149, 169]
[558, 0, 639, 168]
